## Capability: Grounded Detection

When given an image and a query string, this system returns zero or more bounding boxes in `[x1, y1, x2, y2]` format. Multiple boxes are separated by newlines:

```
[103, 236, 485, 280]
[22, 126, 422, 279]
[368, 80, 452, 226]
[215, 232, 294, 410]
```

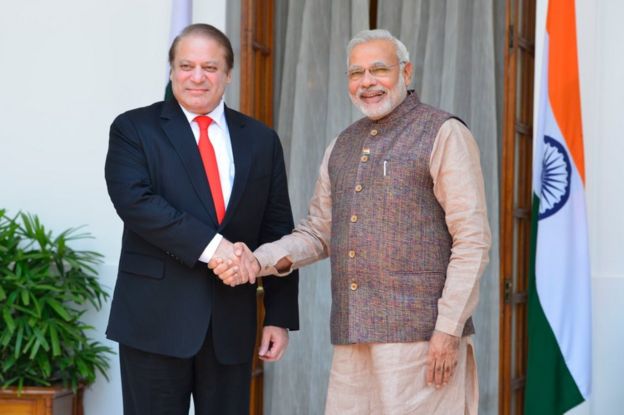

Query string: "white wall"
[3, 1, 623, 414]
[577, 0, 624, 413]
[536, 1, 624, 414]
[0, 1, 225, 414]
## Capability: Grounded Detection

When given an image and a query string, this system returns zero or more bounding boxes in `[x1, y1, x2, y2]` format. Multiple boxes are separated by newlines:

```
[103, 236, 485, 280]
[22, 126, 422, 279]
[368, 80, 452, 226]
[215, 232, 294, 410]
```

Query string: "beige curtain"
[264, 1, 368, 414]
[265, 1, 503, 414]
[377, 1, 502, 414]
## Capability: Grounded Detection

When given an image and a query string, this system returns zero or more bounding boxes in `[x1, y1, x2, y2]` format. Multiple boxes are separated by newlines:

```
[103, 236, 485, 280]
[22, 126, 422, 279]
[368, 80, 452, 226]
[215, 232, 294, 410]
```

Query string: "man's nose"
[191, 67, 204, 82]
[360, 69, 377, 87]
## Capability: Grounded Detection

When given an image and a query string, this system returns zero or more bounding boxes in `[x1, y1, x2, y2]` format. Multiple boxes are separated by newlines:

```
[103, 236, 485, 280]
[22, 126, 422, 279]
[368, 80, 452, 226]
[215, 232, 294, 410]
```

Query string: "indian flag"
[525, 0, 592, 413]
[165, 0, 192, 99]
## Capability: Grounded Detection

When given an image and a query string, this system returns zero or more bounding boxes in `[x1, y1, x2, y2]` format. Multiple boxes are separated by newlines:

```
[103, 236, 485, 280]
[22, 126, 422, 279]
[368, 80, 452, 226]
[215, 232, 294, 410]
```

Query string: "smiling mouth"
[359, 89, 386, 102]
[187, 88, 208, 94]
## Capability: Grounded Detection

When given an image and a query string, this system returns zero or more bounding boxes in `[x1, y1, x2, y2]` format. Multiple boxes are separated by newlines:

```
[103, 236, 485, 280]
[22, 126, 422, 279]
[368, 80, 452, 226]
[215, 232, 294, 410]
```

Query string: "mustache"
[356, 87, 388, 96]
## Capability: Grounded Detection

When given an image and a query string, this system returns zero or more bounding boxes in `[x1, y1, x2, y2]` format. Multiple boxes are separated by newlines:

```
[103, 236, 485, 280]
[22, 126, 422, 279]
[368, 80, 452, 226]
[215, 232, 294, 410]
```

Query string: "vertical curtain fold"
[265, 1, 368, 414]
[266, 1, 502, 414]
[377, 2, 501, 414]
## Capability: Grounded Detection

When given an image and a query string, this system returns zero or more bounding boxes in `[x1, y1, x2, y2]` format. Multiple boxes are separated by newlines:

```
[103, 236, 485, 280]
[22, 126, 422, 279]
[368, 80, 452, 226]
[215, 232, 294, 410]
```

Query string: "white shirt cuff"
[198, 234, 224, 263]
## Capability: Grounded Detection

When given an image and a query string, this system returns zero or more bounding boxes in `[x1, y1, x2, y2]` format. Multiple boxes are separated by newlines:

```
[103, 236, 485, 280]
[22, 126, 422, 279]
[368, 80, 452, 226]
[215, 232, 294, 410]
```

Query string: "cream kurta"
[254, 117, 490, 414]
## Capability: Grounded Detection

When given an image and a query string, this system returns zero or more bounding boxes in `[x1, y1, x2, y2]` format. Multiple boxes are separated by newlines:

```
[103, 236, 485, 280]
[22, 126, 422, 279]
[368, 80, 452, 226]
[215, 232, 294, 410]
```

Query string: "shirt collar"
[179, 99, 227, 128]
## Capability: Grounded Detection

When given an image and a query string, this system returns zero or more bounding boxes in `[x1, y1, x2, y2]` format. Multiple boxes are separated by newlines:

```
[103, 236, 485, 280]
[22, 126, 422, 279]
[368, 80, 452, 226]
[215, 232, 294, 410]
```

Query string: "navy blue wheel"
[539, 135, 571, 220]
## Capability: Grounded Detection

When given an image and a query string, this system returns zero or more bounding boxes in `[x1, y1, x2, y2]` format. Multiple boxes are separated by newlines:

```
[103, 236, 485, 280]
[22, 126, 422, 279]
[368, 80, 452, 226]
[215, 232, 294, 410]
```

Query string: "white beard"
[350, 74, 408, 120]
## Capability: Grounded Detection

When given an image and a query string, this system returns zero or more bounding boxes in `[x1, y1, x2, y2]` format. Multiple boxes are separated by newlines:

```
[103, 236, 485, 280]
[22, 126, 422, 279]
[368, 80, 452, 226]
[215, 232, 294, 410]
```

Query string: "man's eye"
[370, 67, 391, 76]
[348, 69, 365, 80]
[204, 66, 218, 72]
[180, 64, 192, 71]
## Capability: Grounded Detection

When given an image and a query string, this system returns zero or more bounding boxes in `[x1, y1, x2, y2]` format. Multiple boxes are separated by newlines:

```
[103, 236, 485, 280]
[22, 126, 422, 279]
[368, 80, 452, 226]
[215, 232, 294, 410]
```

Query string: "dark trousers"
[119, 327, 252, 415]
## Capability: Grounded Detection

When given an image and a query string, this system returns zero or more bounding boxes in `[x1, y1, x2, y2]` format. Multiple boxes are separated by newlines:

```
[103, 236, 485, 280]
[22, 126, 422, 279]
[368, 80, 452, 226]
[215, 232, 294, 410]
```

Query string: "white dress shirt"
[179, 99, 235, 262]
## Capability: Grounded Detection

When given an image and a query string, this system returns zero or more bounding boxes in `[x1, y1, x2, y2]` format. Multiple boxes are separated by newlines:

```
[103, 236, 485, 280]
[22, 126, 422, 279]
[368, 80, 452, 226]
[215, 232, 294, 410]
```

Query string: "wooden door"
[499, 0, 536, 414]
[240, 0, 274, 414]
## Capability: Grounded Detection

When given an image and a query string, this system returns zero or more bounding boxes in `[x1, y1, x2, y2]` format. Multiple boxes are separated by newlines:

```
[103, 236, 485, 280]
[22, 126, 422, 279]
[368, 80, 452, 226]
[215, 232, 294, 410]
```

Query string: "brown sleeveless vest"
[327, 92, 475, 344]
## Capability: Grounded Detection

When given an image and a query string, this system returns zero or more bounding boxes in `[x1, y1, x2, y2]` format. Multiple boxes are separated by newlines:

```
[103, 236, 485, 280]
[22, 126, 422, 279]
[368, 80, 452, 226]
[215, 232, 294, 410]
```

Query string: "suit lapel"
[222, 107, 252, 227]
[160, 99, 219, 226]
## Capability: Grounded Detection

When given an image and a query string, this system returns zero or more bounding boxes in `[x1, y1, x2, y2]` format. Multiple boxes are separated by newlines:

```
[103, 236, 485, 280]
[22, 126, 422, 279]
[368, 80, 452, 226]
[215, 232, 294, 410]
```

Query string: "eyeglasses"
[346, 62, 404, 81]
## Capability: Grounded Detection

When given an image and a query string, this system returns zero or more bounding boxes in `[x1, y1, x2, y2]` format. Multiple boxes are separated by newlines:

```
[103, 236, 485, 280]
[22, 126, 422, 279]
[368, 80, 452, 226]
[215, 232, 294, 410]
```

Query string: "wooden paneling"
[240, 0, 274, 126]
[499, 0, 536, 414]
[0, 386, 83, 415]
[240, 1, 274, 414]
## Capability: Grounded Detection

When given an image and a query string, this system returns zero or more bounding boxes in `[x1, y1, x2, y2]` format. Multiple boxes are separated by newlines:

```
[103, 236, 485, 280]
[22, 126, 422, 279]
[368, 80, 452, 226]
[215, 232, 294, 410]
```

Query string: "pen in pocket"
[383, 160, 388, 177]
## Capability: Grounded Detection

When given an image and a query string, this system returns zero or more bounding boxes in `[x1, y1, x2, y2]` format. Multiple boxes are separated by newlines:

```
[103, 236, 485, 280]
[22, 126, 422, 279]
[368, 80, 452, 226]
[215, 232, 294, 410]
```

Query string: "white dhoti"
[324, 337, 478, 415]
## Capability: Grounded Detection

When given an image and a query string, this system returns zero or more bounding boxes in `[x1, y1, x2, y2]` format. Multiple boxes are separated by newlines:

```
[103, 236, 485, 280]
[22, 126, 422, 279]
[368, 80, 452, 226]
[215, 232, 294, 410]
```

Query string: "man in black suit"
[104, 24, 299, 415]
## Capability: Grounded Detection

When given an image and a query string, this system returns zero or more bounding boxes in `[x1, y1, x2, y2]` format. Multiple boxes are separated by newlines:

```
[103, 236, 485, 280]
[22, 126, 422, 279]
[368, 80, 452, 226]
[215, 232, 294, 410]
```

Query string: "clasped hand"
[208, 240, 260, 287]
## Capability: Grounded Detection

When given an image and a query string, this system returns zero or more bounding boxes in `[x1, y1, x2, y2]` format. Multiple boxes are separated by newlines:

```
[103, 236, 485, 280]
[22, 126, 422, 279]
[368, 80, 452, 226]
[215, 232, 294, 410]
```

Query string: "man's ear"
[403, 61, 413, 87]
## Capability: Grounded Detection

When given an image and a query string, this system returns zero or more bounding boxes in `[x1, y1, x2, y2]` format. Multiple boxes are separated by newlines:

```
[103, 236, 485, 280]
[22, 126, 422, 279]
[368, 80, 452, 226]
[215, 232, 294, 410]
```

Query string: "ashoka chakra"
[539, 135, 572, 220]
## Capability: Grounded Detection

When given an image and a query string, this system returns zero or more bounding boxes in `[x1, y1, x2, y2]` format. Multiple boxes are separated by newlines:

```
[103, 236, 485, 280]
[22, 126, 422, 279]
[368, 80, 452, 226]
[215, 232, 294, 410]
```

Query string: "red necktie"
[195, 115, 226, 223]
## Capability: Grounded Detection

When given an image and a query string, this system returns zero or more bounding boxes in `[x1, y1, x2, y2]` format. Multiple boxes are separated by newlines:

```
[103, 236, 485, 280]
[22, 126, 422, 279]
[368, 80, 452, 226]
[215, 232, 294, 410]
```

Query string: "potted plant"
[0, 209, 113, 414]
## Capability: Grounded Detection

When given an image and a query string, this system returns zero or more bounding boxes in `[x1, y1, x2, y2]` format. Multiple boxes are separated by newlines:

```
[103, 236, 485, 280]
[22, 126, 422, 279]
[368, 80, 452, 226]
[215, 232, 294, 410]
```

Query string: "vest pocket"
[382, 271, 446, 297]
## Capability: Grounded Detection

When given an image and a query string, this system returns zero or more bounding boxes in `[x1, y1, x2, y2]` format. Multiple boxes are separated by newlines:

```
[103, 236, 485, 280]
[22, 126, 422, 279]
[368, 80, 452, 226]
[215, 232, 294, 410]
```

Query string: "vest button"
[350, 215, 358, 223]
[370, 129, 378, 136]
[350, 282, 358, 291]
[360, 155, 369, 162]
[348, 250, 356, 258]
[355, 184, 363, 192]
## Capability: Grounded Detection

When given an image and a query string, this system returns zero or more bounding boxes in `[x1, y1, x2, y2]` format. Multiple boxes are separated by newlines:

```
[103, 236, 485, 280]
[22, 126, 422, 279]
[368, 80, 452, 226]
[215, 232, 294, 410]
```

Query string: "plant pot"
[0, 385, 83, 415]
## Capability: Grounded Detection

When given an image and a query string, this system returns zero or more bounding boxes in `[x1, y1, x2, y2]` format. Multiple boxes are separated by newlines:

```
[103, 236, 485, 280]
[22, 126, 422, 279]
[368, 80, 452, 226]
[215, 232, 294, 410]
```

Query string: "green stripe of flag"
[525, 195, 584, 415]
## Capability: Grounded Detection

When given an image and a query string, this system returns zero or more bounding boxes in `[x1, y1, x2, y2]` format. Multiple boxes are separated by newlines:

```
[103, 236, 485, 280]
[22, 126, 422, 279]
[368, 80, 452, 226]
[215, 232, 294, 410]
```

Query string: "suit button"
[350, 215, 358, 223]
[370, 129, 378, 136]
[360, 155, 369, 163]
[350, 282, 358, 291]
[355, 184, 363, 192]
[348, 250, 356, 258]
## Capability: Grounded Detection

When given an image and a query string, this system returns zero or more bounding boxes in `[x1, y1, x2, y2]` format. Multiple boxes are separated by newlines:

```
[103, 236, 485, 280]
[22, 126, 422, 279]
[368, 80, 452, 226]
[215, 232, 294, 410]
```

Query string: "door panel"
[500, 0, 535, 414]
[240, 1, 274, 414]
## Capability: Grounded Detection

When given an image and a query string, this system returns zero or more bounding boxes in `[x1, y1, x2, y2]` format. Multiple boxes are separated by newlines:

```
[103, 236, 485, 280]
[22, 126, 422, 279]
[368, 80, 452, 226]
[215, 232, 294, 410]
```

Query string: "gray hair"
[169, 24, 234, 72]
[347, 29, 410, 66]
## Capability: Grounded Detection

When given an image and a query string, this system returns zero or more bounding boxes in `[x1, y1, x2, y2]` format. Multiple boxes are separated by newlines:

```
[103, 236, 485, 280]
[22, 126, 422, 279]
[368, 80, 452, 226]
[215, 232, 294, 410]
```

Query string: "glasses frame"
[346, 61, 406, 82]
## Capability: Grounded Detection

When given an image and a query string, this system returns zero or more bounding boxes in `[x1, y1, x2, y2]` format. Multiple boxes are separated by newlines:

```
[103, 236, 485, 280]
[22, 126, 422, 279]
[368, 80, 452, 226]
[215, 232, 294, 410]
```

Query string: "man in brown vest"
[211, 29, 491, 414]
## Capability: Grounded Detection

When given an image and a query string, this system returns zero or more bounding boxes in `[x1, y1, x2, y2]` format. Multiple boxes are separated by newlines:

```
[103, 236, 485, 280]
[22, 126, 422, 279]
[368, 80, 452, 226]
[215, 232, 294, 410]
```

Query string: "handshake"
[208, 239, 260, 287]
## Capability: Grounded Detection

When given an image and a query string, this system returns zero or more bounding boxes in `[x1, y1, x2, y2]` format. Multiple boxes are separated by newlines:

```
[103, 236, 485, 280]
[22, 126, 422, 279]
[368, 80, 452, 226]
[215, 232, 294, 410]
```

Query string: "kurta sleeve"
[429, 119, 491, 336]
[254, 138, 337, 276]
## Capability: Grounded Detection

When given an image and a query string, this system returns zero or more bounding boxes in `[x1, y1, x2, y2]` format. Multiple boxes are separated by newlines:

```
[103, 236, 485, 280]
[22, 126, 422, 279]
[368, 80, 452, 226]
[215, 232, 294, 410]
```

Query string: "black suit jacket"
[104, 98, 299, 364]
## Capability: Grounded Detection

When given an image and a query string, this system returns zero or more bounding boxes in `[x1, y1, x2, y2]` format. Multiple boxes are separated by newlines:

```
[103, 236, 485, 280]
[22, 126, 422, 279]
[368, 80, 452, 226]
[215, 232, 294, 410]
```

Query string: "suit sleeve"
[105, 113, 216, 268]
[259, 131, 300, 331]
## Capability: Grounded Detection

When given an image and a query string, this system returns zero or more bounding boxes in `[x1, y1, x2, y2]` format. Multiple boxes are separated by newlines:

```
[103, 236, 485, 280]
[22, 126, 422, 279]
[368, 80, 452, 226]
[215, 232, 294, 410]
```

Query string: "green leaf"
[14, 325, 24, 358]
[33, 327, 50, 352]
[49, 325, 61, 356]
[29, 337, 41, 359]
[13, 304, 39, 318]
[46, 298, 71, 321]
[2, 355, 16, 372]
[30, 292, 42, 318]
[0, 326, 13, 347]
[22, 335, 35, 355]
[2, 308, 16, 332]
[76, 358, 89, 378]
[37, 354, 51, 378]
[0, 285, 6, 301]
[20, 289, 30, 306]
[7, 290, 18, 306]
[33, 284, 63, 292]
